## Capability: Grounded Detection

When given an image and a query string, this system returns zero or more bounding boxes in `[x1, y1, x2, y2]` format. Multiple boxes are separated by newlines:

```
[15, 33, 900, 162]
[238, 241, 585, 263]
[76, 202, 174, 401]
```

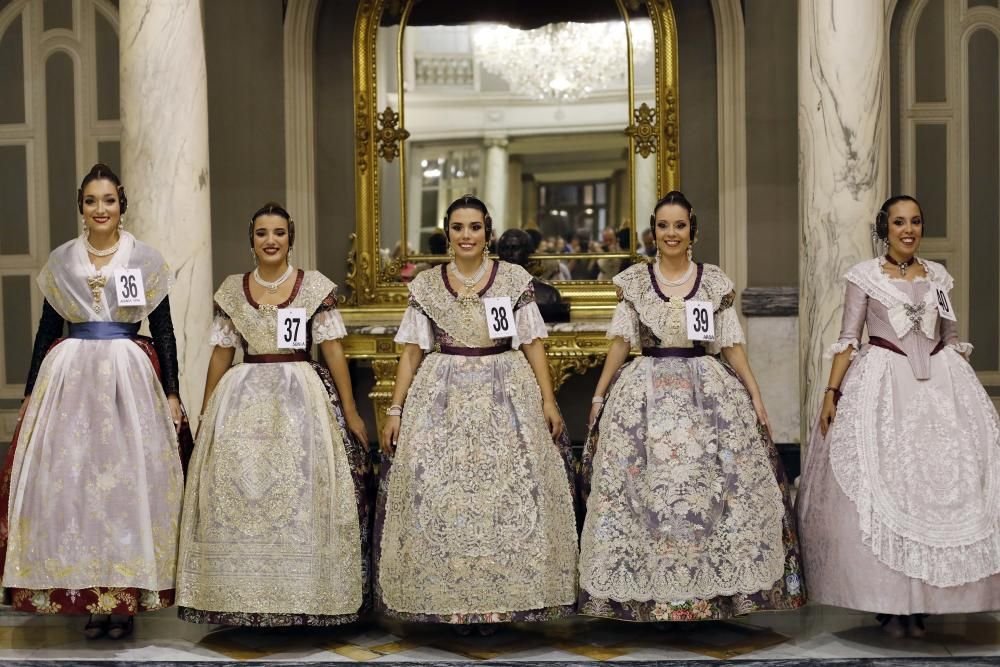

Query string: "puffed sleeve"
[512, 282, 548, 349]
[706, 290, 746, 354]
[606, 296, 640, 349]
[312, 290, 347, 342]
[24, 299, 66, 396]
[208, 304, 241, 348]
[825, 281, 867, 359]
[394, 297, 435, 351]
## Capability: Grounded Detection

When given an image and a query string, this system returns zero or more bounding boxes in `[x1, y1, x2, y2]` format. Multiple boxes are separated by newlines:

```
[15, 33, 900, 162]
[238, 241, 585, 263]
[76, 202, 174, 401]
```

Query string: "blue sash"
[68, 322, 141, 340]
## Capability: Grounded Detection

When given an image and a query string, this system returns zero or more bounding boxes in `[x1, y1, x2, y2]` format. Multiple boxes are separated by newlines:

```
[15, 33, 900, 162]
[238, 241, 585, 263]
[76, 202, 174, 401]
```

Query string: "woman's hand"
[167, 394, 184, 435]
[543, 399, 564, 440]
[588, 402, 602, 430]
[381, 415, 401, 455]
[819, 391, 838, 437]
[751, 393, 772, 441]
[345, 409, 369, 450]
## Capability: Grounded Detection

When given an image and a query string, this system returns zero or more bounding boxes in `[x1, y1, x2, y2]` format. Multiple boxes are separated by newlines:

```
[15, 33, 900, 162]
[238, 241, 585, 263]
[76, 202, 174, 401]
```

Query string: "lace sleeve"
[394, 304, 434, 351]
[513, 302, 548, 349]
[208, 306, 241, 348]
[312, 308, 347, 342]
[940, 316, 974, 359]
[607, 300, 640, 349]
[824, 281, 867, 359]
[705, 292, 745, 354]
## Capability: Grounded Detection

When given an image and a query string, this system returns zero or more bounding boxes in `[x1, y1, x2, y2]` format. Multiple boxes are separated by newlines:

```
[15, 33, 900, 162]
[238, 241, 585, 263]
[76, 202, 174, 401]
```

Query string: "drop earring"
[118, 214, 126, 231]
[686, 245, 693, 261]
[482, 244, 489, 260]
[250, 248, 258, 267]
[448, 244, 456, 260]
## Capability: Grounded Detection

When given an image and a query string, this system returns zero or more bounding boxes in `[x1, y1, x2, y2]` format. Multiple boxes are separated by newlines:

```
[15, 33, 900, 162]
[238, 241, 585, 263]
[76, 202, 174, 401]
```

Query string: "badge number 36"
[277, 307, 307, 349]
[113, 268, 146, 307]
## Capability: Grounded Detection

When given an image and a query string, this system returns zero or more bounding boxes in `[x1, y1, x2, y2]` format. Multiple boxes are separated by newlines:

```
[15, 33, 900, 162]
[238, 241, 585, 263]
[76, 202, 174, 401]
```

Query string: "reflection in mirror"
[375, 4, 652, 283]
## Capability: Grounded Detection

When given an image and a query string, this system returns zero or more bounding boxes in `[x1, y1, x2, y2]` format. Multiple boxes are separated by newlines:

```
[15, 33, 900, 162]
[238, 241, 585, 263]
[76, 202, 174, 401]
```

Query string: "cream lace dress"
[798, 258, 1000, 614]
[176, 270, 366, 626]
[375, 261, 578, 624]
[578, 262, 805, 621]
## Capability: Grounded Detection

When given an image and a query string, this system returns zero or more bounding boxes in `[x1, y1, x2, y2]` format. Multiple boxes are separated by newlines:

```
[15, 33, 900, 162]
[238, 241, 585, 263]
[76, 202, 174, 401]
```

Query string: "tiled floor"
[0, 605, 998, 662]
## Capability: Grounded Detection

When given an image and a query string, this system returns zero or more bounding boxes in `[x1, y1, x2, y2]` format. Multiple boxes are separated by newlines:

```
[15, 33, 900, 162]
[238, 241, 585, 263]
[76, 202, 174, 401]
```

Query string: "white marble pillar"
[798, 0, 890, 445]
[120, 0, 214, 419]
[483, 136, 509, 234]
[634, 153, 658, 223]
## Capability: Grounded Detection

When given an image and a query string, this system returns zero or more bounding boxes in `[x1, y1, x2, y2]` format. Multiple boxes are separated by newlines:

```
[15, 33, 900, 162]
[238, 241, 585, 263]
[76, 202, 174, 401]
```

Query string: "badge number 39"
[113, 268, 146, 307]
[277, 307, 307, 349]
[483, 296, 514, 340]
[685, 300, 716, 342]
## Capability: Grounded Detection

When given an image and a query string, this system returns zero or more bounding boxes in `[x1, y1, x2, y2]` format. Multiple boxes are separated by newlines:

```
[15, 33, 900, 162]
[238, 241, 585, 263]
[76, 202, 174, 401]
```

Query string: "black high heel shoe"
[82, 614, 109, 640]
[107, 615, 134, 640]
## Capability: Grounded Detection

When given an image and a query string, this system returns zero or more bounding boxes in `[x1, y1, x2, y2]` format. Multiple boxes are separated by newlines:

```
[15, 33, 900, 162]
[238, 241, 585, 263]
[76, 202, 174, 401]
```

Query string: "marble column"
[483, 136, 509, 234]
[120, 0, 214, 419]
[798, 0, 890, 446]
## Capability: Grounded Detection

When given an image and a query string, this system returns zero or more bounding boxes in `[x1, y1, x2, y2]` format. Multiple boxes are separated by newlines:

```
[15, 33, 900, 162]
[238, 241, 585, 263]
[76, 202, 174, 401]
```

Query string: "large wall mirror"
[348, 0, 679, 313]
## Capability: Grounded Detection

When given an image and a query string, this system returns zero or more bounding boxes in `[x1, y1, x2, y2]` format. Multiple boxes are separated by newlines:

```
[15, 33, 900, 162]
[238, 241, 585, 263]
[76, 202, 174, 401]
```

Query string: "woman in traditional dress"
[0, 163, 187, 639]
[797, 195, 1000, 638]
[377, 195, 577, 634]
[175, 202, 370, 627]
[579, 191, 805, 622]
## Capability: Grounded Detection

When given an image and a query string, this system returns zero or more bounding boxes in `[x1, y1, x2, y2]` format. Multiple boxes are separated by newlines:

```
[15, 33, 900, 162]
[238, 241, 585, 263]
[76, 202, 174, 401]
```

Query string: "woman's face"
[81, 179, 121, 236]
[252, 214, 291, 267]
[446, 207, 487, 261]
[652, 203, 692, 260]
[885, 200, 922, 257]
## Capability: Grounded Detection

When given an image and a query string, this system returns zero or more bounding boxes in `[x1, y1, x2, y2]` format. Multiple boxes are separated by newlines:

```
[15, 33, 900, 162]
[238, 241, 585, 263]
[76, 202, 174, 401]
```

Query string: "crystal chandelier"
[473, 21, 652, 102]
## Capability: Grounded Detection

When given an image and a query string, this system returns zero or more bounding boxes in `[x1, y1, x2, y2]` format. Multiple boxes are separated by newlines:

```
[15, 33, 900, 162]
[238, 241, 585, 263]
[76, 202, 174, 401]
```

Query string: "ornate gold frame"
[347, 0, 679, 316]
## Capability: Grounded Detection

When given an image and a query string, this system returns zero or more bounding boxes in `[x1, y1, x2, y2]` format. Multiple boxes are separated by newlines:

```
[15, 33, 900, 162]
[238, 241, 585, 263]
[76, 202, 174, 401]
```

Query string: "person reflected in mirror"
[568, 231, 599, 280]
[526, 227, 571, 282]
[413, 231, 448, 277]
[578, 191, 805, 623]
[175, 202, 370, 628]
[497, 229, 569, 323]
[377, 195, 578, 636]
[0, 163, 189, 640]
[797, 195, 1000, 639]
[641, 228, 657, 258]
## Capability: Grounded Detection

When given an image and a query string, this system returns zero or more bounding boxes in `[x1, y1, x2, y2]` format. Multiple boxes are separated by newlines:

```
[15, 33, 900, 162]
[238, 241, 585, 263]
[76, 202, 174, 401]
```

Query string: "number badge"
[276, 307, 307, 349]
[685, 299, 716, 342]
[113, 268, 147, 307]
[935, 287, 957, 321]
[482, 296, 514, 340]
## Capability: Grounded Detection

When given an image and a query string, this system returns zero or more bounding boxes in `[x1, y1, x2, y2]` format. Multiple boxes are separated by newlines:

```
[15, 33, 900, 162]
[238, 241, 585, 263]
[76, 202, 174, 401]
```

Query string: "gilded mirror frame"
[347, 0, 679, 316]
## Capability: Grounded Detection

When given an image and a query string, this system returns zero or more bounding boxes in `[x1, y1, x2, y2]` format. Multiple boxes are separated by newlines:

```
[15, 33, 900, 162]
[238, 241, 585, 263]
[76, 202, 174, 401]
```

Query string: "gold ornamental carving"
[626, 103, 658, 159]
[376, 106, 410, 162]
[662, 89, 679, 170]
[356, 94, 370, 174]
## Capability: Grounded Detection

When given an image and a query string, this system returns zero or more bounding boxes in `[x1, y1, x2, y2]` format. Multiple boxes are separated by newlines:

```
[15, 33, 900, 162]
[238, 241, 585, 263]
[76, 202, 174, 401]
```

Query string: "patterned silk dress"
[176, 270, 371, 626]
[1, 232, 183, 615]
[579, 262, 805, 621]
[798, 258, 1000, 614]
[375, 261, 578, 624]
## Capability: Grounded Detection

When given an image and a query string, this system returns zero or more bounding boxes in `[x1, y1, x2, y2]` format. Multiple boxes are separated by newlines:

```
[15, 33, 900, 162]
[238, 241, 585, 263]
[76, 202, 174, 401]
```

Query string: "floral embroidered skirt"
[176, 361, 371, 627]
[578, 355, 805, 622]
[0, 338, 188, 615]
[374, 350, 579, 624]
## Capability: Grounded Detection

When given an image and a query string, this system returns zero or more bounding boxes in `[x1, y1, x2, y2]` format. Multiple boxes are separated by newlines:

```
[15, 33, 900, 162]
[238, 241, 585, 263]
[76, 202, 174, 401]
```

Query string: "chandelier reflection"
[473, 20, 653, 102]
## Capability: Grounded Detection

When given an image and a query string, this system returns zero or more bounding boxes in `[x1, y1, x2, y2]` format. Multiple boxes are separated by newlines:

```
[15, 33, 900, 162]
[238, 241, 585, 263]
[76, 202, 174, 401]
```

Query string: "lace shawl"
[213, 270, 338, 355]
[396, 261, 546, 349]
[611, 263, 745, 353]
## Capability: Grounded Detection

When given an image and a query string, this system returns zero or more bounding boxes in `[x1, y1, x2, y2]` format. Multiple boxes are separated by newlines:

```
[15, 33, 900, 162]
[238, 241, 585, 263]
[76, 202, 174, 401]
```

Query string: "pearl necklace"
[449, 258, 489, 290]
[253, 264, 294, 293]
[84, 233, 120, 257]
[653, 259, 695, 287]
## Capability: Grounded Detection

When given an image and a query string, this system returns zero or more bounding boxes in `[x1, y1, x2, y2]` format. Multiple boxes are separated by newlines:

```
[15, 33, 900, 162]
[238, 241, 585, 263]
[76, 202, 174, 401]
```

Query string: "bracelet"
[824, 386, 842, 400]
[591, 396, 605, 404]
[385, 404, 403, 417]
